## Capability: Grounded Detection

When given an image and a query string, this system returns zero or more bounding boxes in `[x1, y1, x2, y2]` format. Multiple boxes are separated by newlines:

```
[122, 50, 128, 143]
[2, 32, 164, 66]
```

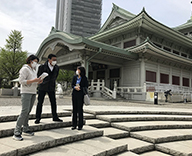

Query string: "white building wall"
[121, 61, 140, 87]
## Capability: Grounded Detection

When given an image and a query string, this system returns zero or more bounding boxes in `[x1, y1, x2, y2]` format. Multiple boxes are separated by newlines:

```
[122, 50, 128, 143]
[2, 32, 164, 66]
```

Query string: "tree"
[57, 69, 74, 89]
[0, 30, 27, 87]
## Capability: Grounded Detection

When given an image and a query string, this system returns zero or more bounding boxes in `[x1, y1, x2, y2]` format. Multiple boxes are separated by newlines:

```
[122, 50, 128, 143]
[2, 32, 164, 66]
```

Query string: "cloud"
[0, 0, 56, 52]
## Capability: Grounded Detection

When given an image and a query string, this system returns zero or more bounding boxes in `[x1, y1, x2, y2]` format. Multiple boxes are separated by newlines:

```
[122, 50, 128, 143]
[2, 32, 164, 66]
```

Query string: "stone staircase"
[1, 105, 192, 155]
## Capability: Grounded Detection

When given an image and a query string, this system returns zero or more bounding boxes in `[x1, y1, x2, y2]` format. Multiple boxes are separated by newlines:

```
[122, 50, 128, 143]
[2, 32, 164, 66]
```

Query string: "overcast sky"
[0, 0, 191, 54]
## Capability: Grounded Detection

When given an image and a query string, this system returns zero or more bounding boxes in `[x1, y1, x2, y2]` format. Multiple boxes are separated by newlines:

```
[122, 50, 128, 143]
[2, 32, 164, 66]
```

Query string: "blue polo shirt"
[74, 76, 81, 89]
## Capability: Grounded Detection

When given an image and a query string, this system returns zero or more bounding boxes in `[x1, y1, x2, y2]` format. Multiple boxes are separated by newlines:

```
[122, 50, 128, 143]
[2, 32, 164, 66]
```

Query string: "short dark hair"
[77, 66, 86, 77]
[26, 55, 39, 64]
[48, 54, 56, 60]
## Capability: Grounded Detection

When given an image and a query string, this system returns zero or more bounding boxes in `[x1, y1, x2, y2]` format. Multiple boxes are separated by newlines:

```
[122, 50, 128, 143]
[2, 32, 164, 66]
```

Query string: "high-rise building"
[55, 0, 102, 37]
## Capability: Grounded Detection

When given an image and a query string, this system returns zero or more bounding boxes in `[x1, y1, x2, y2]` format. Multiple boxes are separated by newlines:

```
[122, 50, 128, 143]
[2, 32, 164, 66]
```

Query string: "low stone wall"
[0, 88, 20, 96]
[0, 88, 13, 96]
[123, 92, 146, 101]
[146, 92, 192, 103]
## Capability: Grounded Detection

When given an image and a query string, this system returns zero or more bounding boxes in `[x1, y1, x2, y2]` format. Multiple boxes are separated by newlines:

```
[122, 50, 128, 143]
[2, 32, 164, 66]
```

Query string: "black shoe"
[35, 119, 40, 124]
[71, 127, 76, 130]
[23, 131, 34, 136]
[53, 118, 63, 122]
[78, 127, 82, 130]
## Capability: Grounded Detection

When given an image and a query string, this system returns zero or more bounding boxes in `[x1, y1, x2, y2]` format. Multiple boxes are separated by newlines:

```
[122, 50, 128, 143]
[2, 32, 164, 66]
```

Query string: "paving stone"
[31, 137, 127, 156]
[0, 126, 103, 156]
[96, 114, 192, 122]
[86, 119, 110, 128]
[0, 144, 17, 156]
[156, 140, 192, 155]
[31, 145, 90, 156]
[116, 137, 154, 154]
[99, 127, 129, 139]
[140, 151, 171, 156]
[131, 129, 192, 143]
[111, 121, 192, 131]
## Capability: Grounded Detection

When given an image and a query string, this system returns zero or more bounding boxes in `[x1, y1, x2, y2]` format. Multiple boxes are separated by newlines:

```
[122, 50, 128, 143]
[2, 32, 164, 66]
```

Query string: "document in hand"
[39, 72, 48, 79]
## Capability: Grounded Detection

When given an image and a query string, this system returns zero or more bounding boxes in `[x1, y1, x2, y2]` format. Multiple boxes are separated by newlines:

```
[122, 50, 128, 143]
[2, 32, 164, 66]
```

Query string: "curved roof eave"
[90, 8, 192, 45]
[83, 38, 138, 60]
[36, 28, 138, 60]
[36, 30, 85, 57]
[127, 38, 192, 65]
[173, 19, 192, 31]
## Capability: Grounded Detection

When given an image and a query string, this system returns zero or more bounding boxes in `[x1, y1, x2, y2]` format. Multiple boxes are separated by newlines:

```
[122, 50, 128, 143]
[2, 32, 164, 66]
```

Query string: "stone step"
[0, 111, 95, 122]
[131, 129, 192, 144]
[111, 121, 192, 132]
[0, 111, 71, 122]
[86, 119, 111, 128]
[0, 126, 103, 156]
[117, 151, 139, 156]
[84, 112, 96, 119]
[30, 137, 127, 156]
[83, 106, 192, 116]
[156, 140, 192, 155]
[116, 137, 154, 154]
[0, 117, 86, 138]
[140, 151, 171, 156]
[99, 127, 129, 139]
[96, 114, 192, 122]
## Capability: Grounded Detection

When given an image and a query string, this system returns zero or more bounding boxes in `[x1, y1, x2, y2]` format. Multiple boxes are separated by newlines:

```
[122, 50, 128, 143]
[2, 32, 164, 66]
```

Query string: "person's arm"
[72, 76, 76, 89]
[19, 67, 41, 85]
[56, 66, 59, 78]
[85, 77, 88, 88]
[26, 78, 41, 84]
[80, 77, 88, 91]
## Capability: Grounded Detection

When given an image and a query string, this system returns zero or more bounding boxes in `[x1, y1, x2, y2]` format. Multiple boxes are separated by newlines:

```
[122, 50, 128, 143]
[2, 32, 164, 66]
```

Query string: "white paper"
[39, 72, 48, 79]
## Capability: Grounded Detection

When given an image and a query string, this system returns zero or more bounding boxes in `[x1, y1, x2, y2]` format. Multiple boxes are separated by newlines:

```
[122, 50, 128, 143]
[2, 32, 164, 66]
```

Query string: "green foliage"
[57, 69, 74, 83]
[0, 30, 27, 88]
[5, 30, 23, 52]
[0, 48, 27, 79]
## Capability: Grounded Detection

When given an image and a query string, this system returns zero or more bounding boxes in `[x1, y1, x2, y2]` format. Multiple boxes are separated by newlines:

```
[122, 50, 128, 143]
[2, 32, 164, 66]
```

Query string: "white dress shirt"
[48, 62, 54, 71]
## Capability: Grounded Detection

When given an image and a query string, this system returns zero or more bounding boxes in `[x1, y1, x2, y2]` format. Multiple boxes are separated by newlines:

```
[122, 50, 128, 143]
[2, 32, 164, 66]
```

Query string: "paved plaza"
[1, 96, 192, 155]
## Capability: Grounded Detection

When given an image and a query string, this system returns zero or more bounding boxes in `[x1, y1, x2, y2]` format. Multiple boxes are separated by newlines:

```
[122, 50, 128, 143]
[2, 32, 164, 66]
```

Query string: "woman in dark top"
[71, 66, 88, 130]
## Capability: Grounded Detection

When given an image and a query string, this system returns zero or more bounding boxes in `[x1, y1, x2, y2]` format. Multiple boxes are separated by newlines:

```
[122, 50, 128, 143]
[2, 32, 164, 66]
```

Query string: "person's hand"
[38, 79, 43, 84]
[33, 77, 41, 83]
[75, 86, 80, 91]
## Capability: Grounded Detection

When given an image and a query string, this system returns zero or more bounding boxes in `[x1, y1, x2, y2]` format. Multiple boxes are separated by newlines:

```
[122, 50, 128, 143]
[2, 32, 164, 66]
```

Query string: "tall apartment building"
[55, 0, 102, 37]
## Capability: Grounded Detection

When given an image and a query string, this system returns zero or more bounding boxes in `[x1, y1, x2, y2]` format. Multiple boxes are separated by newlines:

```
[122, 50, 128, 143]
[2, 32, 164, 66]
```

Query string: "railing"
[89, 79, 116, 99]
[102, 86, 116, 99]
[89, 79, 146, 99]
[146, 82, 192, 93]
[116, 84, 146, 98]
[117, 86, 144, 93]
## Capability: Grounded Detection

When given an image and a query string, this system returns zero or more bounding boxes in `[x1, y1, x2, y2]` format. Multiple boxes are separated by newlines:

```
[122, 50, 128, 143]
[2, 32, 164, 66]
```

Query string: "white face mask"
[52, 61, 57, 66]
[31, 61, 37, 69]
[76, 70, 79, 75]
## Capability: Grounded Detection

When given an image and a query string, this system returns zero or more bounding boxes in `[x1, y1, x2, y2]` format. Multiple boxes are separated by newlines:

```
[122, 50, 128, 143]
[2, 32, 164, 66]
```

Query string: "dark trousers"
[36, 90, 58, 120]
[72, 91, 84, 128]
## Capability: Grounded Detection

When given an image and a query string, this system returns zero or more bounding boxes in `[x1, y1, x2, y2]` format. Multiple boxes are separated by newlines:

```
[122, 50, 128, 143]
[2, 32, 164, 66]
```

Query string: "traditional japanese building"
[36, 4, 192, 102]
